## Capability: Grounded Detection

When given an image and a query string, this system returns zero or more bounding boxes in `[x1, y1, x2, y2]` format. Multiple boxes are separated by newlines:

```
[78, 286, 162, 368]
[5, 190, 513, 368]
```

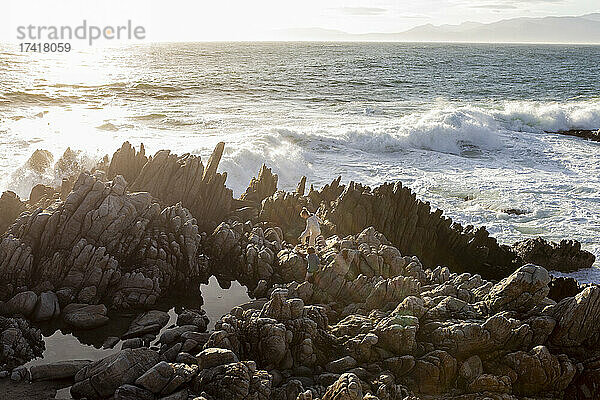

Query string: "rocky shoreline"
[0, 142, 598, 399]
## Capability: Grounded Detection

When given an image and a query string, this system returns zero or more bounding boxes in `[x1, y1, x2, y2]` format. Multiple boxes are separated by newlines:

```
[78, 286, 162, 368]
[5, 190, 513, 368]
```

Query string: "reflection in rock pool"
[19, 276, 251, 398]
[199, 276, 252, 330]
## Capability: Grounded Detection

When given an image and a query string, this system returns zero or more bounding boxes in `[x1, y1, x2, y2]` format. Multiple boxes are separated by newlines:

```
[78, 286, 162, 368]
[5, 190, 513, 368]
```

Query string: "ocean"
[1, 42, 599, 281]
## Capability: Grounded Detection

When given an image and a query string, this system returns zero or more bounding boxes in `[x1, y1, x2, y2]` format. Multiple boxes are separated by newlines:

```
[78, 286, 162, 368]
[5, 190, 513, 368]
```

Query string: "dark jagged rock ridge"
[240, 164, 278, 205]
[258, 178, 594, 280]
[550, 129, 600, 142]
[513, 237, 596, 273]
[2, 142, 593, 281]
[0, 172, 208, 310]
[105, 141, 233, 232]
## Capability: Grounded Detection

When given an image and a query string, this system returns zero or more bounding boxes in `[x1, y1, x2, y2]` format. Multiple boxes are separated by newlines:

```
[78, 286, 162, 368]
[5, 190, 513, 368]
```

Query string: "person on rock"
[299, 207, 322, 247]
[306, 246, 319, 281]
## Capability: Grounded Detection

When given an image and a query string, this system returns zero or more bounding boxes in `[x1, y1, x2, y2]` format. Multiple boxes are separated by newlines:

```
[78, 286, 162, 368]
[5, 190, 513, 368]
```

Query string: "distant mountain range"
[272, 13, 600, 43]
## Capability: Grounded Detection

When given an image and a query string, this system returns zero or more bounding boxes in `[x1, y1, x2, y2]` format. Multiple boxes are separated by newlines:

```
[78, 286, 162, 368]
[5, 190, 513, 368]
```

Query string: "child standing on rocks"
[306, 246, 319, 281]
[299, 207, 322, 247]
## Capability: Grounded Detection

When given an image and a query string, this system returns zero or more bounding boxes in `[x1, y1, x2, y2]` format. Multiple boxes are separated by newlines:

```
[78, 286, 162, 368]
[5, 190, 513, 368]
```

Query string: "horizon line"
[2, 40, 600, 46]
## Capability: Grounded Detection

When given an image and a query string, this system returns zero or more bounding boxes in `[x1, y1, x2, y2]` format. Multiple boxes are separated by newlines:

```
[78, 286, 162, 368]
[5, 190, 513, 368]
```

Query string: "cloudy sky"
[2, 0, 598, 41]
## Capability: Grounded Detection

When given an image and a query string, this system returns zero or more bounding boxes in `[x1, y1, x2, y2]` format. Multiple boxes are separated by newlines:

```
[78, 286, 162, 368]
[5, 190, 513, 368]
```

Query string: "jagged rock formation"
[259, 178, 594, 280]
[117, 142, 234, 231]
[513, 237, 596, 273]
[208, 220, 284, 289]
[0, 191, 25, 235]
[0, 316, 44, 370]
[240, 164, 278, 205]
[198, 225, 599, 399]
[0, 172, 207, 309]
[205, 288, 339, 371]
[24, 149, 54, 174]
[552, 129, 600, 142]
[106, 141, 148, 184]
[1, 142, 599, 400]
[71, 348, 162, 399]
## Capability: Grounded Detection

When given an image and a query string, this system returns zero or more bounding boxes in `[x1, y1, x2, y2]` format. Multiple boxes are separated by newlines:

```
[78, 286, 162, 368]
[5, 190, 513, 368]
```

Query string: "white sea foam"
[1, 99, 599, 281]
[495, 100, 600, 133]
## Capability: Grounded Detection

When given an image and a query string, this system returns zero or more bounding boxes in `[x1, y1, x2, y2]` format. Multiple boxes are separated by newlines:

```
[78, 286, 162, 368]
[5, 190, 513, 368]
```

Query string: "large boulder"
[135, 360, 198, 394]
[3, 291, 38, 317]
[62, 304, 109, 329]
[71, 348, 161, 399]
[513, 237, 595, 273]
[546, 285, 600, 348]
[122, 310, 170, 339]
[30, 360, 92, 381]
[196, 348, 239, 369]
[498, 345, 576, 396]
[483, 264, 550, 313]
[322, 372, 363, 400]
[32, 291, 60, 321]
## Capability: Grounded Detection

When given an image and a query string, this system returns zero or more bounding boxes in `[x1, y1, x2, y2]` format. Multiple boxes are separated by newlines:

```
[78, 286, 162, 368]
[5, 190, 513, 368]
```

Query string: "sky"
[2, 0, 599, 42]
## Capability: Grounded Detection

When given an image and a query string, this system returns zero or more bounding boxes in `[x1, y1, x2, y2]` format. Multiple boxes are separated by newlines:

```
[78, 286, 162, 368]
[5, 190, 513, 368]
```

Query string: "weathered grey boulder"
[135, 360, 174, 393]
[62, 303, 109, 329]
[32, 291, 60, 321]
[325, 356, 357, 374]
[484, 264, 550, 313]
[71, 348, 161, 399]
[546, 285, 600, 348]
[114, 384, 154, 400]
[322, 372, 363, 400]
[161, 363, 199, 395]
[30, 360, 92, 381]
[176, 309, 209, 332]
[121, 338, 143, 349]
[196, 348, 239, 369]
[122, 310, 170, 339]
[3, 291, 38, 317]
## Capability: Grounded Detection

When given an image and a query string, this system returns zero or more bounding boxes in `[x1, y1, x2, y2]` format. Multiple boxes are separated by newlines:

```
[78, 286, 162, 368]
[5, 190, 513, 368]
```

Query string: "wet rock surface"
[1, 141, 599, 400]
[513, 237, 596, 273]
[551, 129, 600, 142]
